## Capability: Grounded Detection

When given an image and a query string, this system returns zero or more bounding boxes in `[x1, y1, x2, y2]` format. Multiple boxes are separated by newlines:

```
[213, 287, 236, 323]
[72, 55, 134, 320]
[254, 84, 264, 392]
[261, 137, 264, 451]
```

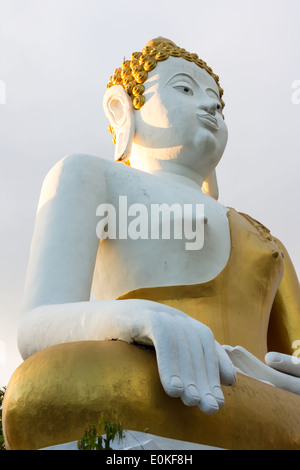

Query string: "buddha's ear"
[202, 169, 219, 200]
[103, 85, 135, 162]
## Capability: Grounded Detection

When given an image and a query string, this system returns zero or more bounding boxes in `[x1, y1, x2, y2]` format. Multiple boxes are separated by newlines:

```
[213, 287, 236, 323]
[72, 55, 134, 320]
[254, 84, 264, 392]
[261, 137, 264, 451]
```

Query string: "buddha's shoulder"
[47, 153, 136, 182]
[228, 207, 287, 255]
[231, 209, 271, 236]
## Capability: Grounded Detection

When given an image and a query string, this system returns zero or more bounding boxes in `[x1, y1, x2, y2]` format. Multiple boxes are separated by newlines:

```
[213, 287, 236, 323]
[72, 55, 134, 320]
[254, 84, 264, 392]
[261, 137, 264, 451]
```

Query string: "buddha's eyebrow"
[164, 73, 197, 88]
[206, 87, 220, 100]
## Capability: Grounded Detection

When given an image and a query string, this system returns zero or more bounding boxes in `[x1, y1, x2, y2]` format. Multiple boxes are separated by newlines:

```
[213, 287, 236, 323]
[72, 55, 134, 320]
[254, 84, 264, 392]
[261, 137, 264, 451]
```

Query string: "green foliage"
[77, 412, 123, 450]
[0, 386, 6, 450]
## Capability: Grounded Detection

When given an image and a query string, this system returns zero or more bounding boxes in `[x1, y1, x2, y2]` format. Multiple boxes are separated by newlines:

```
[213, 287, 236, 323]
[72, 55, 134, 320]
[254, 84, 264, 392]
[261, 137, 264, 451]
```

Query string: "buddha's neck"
[129, 153, 204, 191]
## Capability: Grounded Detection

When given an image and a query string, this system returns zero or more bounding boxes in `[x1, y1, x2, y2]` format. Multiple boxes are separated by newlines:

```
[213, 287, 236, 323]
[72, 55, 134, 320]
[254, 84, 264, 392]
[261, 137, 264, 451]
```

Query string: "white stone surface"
[42, 430, 224, 450]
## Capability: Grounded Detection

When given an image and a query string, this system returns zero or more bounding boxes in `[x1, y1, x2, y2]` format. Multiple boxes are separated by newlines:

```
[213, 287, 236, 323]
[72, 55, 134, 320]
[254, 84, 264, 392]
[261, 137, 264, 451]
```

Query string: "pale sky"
[0, 0, 299, 386]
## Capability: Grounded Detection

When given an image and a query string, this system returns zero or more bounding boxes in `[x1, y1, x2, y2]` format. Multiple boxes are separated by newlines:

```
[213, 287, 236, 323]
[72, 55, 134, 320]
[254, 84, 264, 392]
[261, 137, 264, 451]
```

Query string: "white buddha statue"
[3, 38, 300, 450]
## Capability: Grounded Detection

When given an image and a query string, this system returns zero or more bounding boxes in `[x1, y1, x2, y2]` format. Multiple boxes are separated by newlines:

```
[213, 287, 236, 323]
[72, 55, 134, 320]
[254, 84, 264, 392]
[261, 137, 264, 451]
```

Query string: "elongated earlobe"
[202, 169, 219, 200]
[103, 85, 135, 162]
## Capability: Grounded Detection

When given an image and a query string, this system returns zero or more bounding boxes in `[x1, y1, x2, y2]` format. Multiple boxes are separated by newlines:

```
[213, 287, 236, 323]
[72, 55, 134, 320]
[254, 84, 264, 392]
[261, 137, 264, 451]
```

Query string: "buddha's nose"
[199, 97, 217, 116]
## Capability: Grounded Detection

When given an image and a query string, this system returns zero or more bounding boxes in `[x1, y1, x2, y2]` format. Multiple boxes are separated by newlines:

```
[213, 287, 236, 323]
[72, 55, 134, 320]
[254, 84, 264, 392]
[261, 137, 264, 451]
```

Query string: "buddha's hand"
[223, 346, 300, 395]
[19, 299, 236, 413]
[122, 300, 236, 414]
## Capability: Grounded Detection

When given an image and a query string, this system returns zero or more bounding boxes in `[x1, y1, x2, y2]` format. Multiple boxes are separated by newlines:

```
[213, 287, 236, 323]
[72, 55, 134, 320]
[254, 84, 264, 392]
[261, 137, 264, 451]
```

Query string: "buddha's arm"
[20, 153, 105, 315]
[18, 153, 235, 414]
[267, 239, 300, 355]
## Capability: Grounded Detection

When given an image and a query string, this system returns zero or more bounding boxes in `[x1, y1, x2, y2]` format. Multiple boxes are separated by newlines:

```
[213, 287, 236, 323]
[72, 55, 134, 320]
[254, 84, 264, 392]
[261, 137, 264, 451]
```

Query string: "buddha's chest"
[93, 171, 231, 299]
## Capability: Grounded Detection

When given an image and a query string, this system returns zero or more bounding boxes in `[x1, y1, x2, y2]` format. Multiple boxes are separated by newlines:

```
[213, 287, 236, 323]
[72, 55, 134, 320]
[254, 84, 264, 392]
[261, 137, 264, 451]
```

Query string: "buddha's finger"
[265, 351, 300, 377]
[191, 324, 226, 409]
[174, 320, 202, 407]
[151, 316, 184, 398]
[184, 323, 220, 413]
[216, 342, 236, 386]
[227, 346, 300, 395]
[223, 346, 269, 379]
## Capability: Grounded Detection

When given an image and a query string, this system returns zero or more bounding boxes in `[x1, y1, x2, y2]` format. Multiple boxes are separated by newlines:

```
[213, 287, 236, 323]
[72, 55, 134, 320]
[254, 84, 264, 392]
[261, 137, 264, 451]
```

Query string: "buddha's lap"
[3, 340, 300, 450]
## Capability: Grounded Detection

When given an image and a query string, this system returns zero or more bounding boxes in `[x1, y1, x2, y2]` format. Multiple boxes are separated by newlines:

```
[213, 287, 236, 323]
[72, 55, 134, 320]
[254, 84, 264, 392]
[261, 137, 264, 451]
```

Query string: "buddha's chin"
[194, 128, 225, 160]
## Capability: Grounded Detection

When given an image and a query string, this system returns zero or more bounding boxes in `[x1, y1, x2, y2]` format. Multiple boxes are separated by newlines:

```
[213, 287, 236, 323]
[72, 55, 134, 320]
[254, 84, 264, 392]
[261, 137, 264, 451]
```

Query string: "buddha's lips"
[196, 113, 219, 130]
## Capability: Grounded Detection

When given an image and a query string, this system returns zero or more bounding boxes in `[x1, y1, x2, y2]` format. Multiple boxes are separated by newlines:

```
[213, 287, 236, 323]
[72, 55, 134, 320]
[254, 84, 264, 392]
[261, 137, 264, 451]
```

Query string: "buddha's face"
[132, 57, 228, 179]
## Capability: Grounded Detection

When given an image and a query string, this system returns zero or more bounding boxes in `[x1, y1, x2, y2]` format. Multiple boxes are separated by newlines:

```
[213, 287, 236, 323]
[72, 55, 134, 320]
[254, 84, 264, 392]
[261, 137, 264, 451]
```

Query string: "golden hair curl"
[106, 37, 225, 141]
